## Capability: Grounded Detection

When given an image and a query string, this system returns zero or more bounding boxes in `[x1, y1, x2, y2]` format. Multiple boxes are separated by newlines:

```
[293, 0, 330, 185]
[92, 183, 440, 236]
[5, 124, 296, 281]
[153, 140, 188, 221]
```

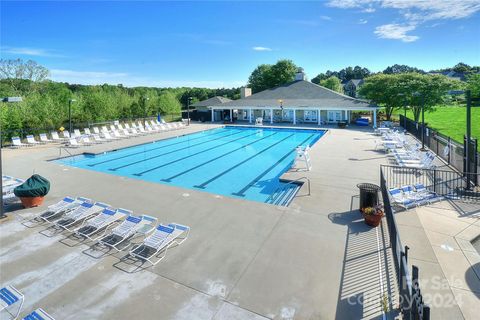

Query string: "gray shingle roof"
[191, 96, 232, 107]
[211, 80, 376, 109]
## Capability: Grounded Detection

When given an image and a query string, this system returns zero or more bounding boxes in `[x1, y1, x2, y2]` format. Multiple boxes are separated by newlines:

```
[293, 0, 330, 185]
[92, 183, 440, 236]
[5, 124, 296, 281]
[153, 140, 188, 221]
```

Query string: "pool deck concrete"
[1, 123, 397, 319]
[395, 200, 480, 320]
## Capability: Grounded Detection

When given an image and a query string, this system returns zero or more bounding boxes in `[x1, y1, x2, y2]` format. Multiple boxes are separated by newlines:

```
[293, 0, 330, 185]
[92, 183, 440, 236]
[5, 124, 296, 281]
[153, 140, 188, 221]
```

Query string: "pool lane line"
[193, 133, 294, 189]
[87, 128, 229, 167]
[108, 130, 246, 171]
[161, 132, 279, 182]
[133, 130, 261, 176]
[231, 134, 315, 197]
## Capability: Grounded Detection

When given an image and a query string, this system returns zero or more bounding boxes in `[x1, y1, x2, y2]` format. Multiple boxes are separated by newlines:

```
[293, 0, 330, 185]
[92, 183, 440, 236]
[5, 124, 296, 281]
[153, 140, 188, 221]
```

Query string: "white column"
[293, 109, 296, 125]
[317, 109, 321, 125]
[211, 108, 214, 123]
[270, 108, 273, 124]
[249, 108, 252, 123]
[373, 109, 377, 128]
[229, 109, 233, 122]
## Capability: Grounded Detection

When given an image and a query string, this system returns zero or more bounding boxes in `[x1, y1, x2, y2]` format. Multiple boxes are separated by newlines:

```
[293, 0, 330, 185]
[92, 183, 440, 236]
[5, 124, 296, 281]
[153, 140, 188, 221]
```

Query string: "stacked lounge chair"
[98, 214, 157, 251]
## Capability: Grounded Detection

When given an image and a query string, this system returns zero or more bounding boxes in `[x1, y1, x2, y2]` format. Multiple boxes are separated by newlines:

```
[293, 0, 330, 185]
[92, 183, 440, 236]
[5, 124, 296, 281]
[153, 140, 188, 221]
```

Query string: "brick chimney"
[240, 87, 252, 98]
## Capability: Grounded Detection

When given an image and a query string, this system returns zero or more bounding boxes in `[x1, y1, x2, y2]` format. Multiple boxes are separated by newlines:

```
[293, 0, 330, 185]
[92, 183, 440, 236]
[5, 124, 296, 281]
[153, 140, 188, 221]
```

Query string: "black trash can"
[357, 183, 380, 212]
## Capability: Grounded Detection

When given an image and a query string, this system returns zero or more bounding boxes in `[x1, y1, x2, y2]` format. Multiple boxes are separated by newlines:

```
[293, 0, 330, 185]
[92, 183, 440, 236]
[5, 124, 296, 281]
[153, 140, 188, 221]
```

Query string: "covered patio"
[208, 70, 379, 127]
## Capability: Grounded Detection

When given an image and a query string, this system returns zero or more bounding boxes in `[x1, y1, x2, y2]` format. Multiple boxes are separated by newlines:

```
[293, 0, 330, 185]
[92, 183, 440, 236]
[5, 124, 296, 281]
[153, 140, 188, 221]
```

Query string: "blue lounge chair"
[23, 308, 55, 320]
[0, 285, 24, 320]
[414, 184, 444, 204]
[388, 188, 416, 209]
[98, 214, 157, 251]
[129, 223, 190, 265]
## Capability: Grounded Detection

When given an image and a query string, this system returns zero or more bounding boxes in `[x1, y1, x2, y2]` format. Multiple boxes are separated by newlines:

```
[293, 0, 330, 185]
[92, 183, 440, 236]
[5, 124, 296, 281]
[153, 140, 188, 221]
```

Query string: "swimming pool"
[57, 126, 326, 204]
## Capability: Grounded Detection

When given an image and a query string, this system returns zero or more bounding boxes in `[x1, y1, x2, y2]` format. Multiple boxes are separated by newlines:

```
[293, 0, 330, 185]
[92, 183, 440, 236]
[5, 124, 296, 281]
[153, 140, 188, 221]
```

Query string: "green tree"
[383, 64, 424, 74]
[157, 91, 182, 115]
[360, 73, 458, 121]
[466, 74, 480, 98]
[248, 60, 297, 93]
[319, 76, 343, 93]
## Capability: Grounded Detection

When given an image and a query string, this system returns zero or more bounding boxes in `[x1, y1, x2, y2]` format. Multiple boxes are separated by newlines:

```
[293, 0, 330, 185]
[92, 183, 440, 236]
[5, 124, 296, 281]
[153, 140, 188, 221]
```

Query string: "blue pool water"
[57, 126, 325, 204]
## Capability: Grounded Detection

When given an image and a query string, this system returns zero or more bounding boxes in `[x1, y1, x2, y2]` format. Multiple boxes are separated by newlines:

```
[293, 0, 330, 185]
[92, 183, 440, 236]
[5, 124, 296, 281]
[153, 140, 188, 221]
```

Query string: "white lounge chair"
[74, 207, 130, 241]
[22, 308, 55, 320]
[26, 135, 41, 146]
[255, 117, 263, 125]
[39, 133, 52, 143]
[51, 131, 63, 142]
[81, 137, 95, 146]
[92, 134, 106, 144]
[54, 201, 110, 232]
[129, 223, 190, 265]
[62, 131, 71, 139]
[0, 285, 24, 320]
[11, 137, 29, 148]
[102, 132, 118, 141]
[74, 129, 83, 138]
[84, 128, 92, 136]
[98, 214, 157, 251]
[388, 188, 416, 209]
[35, 196, 87, 222]
[92, 127, 101, 135]
[414, 183, 444, 204]
[67, 138, 82, 148]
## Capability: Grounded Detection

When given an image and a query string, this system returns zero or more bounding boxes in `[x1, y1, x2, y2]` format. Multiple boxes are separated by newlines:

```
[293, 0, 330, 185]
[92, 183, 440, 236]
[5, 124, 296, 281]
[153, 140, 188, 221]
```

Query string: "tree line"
[0, 59, 239, 137]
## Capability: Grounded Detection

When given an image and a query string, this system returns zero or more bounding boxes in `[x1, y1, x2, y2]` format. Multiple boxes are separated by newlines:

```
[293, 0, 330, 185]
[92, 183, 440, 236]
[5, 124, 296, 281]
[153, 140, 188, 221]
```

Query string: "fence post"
[433, 169, 437, 193]
[447, 137, 451, 165]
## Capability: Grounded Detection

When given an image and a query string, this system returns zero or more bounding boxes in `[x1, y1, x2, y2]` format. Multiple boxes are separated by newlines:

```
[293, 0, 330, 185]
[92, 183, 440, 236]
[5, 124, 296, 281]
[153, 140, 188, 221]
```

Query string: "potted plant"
[13, 174, 50, 208]
[362, 204, 384, 227]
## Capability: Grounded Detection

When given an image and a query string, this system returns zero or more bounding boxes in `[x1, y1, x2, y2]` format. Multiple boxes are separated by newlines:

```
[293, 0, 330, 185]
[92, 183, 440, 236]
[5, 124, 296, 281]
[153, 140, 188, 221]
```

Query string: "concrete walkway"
[1, 123, 397, 319]
[395, 200, 480, 320]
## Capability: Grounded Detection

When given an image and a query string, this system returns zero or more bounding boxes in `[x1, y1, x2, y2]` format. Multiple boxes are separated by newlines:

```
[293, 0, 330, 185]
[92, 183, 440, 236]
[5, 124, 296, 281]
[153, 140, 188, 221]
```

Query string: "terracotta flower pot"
[362, 210, 384, 227]
[20, 196, 45, 208]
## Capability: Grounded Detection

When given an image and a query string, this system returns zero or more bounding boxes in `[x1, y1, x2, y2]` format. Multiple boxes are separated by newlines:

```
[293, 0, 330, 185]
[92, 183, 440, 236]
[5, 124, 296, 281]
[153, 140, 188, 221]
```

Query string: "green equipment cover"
[13, 174, 50, 197]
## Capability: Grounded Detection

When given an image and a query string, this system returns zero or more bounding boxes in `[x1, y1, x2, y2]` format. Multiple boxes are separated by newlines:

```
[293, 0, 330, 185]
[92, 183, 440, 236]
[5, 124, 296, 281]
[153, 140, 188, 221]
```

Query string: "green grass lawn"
[393, 106, 480, 143]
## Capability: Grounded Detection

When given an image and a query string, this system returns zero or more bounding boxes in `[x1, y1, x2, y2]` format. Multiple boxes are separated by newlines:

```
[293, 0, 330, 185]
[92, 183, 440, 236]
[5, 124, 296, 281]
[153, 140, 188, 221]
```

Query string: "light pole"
[68, 99, 76, 134]
[1, 97, 23, 219]
[187, 97, 193, 126]
[413, 92, 426, 151]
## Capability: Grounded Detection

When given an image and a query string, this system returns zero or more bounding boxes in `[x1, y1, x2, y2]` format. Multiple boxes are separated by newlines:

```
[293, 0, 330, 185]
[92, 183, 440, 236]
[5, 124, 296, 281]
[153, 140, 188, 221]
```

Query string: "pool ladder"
[266, 177, 311, 206]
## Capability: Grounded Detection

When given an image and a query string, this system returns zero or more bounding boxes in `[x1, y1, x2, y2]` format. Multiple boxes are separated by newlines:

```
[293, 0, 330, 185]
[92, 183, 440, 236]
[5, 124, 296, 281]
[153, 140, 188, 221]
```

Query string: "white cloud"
[327, 0, 480, 42]
[328, 0, 480, 21]
[49, 69, 244, 88]
[252, 46, 272, 52]
[358, 19, 368, 24]
[1, 46, 64, 57]
[374, 24, 419, 42]
[320, 15, 332, 20]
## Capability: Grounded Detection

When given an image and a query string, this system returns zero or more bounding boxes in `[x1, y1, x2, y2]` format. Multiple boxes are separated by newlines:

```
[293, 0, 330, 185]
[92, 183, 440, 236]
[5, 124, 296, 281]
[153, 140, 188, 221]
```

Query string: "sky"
[1, 0, 480, 88]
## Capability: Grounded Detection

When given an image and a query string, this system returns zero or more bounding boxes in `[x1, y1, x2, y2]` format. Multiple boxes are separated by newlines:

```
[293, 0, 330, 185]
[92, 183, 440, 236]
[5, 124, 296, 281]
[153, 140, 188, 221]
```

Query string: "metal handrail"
[58, 146, 74, 157]
[283, 176, 311, 196]
[267, 176, 311, 203]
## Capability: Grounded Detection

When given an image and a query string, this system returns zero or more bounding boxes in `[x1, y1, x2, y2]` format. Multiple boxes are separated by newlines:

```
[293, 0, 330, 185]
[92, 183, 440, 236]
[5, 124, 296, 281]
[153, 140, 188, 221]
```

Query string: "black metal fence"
[0, 113, 182, 146]
[381, 165, 479, 201]
[399, 115, 479, 178]
[380, 167, 430, 320]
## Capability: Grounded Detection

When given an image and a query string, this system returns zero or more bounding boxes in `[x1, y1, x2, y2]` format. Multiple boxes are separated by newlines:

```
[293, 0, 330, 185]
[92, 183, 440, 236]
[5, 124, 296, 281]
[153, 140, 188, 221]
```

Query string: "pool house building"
[203, 69, 379, 127]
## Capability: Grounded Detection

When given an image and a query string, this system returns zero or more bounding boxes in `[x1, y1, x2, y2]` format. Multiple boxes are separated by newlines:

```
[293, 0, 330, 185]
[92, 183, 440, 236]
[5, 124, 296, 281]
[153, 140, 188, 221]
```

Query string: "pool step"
[267, 182, 301, 206]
